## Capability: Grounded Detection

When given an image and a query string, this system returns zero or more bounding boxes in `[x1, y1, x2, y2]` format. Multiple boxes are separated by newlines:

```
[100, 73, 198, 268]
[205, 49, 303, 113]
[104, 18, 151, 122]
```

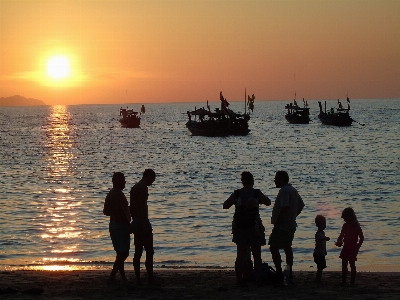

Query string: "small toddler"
[313, 215, 330, 284]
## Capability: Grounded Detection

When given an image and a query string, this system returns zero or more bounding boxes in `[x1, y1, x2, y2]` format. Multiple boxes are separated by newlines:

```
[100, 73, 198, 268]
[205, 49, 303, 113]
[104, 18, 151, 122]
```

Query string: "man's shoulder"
[130, 181, 147, 194]
[108, 188, 125, 199]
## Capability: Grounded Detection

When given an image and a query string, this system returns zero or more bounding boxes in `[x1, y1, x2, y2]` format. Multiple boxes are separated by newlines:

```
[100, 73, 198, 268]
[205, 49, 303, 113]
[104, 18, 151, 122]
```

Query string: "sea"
[0, 99, 399, 272]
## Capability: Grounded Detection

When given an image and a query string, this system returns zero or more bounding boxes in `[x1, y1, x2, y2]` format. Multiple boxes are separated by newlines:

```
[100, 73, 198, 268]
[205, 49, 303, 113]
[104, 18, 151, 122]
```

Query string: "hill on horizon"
[0, 95, 46, 106]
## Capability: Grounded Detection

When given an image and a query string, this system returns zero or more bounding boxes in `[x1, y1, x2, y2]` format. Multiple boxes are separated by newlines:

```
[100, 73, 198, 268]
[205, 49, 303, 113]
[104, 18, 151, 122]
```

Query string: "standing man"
[130, 169, 156, 285]
[104, 172, 131, 285]
[269, 171, 305, 284]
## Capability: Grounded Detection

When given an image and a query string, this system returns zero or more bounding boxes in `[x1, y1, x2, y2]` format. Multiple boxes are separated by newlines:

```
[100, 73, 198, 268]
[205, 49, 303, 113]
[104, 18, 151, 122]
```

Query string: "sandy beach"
[1, 269, 399, 299]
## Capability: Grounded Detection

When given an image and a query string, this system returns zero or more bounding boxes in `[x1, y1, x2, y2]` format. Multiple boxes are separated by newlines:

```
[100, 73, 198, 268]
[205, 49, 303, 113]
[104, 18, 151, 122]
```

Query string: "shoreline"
[1, 270, 400, 299]
[2, 262, 399, 273]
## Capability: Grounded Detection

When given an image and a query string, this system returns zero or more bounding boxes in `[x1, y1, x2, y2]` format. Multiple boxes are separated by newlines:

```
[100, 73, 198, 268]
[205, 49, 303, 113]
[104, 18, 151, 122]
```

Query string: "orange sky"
[0, 0, 399, 105]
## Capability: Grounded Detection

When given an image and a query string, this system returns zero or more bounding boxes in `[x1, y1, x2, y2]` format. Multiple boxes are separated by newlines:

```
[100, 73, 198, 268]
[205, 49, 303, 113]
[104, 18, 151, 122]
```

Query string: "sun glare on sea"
[47, 56, 71, 79]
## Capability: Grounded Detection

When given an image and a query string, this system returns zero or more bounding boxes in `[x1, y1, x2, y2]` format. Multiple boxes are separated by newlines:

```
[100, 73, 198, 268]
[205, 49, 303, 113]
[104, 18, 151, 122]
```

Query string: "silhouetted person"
[314, 215, 330, 284]
[335, 207, 364, 286]
[268, 171, 304, 285]
[104, 172, 131, 285]
[130, 169, 157, 285]
[141, 105, 145, 114]
[223, 171, 271, 286]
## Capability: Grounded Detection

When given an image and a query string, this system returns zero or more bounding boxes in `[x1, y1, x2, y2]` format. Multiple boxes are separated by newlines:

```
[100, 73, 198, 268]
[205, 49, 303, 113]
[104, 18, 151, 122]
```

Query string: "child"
[335, 207, 364, 286]
[313, 215, 330, 284]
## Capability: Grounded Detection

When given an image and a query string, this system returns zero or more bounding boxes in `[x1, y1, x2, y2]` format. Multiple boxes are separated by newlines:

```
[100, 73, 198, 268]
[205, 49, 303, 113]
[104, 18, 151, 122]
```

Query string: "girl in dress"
[335, 207, 364, 285]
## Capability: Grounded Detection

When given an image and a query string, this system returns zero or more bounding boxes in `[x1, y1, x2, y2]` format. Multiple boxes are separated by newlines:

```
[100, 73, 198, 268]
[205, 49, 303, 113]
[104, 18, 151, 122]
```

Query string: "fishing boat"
[119, 107, 141, 128]
[285, 99, 310, 124]
[185, 92, 251, 136]
[318, 100, 353, 126]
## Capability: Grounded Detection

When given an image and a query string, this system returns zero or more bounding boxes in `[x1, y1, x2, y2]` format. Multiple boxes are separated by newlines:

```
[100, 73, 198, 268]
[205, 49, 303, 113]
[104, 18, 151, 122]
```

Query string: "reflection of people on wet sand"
[335, 207, 364, 286]
[269, 171, 304, 285]
[130, 169, 157, 285]
[223, 171, 271, 286]
[314, 215, 330, 284]
[103, 172, 131, 285]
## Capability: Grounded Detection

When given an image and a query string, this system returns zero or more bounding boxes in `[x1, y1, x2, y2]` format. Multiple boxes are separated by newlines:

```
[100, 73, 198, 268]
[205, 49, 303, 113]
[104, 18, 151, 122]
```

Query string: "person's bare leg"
[316, 269, 322, 284]
[118, 251, 129, 282]
[235, 245, 247, 284]
[270, 246, 282, 272]
[143, 235, 154, 284]
[133, 243, 144, 285]
[283, 246, 294, 278]
[341, 259, 348, 285]
[349, 261, 356, 284]
[251, 246, 262, 284]
[270, 245, 283, 284]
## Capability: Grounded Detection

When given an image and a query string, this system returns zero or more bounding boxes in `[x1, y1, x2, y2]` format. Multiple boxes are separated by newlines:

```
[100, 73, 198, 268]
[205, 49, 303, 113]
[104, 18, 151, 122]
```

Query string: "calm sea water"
[0, 99, 399, 271]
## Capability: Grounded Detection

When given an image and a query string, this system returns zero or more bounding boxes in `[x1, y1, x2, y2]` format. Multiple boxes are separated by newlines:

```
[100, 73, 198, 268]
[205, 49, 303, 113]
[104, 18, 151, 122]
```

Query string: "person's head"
[241, 171, 254, 187]
[274, 171, 289, 188]
[315, 215, 326, 230]
[142, 168, 156, 186]
[341, 207, 358, 224]
[112, 172, 125, 190]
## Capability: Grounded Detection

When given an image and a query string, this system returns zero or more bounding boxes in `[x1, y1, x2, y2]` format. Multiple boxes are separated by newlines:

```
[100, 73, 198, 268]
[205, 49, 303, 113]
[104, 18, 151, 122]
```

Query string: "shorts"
[339, 245, 358, 262]
[109, 222, 130, 253]
[233, 227, 266, 247]
[313, 254, 327, 270]
[268, 226, 296, 249]
[131, 219, 153, 245]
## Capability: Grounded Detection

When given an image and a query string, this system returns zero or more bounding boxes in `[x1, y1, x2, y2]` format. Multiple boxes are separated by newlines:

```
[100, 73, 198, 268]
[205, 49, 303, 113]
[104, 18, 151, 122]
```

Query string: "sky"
[0, 0, 399, 105]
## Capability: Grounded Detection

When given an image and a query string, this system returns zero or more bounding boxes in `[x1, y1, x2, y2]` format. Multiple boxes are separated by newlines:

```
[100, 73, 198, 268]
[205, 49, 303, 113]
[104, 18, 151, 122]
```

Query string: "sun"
[47, 56, 71, 79]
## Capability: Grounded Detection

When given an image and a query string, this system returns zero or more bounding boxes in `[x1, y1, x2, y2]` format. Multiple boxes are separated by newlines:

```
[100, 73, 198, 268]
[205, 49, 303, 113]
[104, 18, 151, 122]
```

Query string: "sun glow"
[47, 56, 71, 79]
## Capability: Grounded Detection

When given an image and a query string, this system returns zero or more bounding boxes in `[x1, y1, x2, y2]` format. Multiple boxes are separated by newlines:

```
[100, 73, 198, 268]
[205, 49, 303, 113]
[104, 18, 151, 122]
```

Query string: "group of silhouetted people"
[104, 169, 156, 286]
[104, 169, 364, 288]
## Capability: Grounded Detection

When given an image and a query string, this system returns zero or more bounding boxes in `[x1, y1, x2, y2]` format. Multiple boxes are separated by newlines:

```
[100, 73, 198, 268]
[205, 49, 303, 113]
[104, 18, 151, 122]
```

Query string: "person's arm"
[258, 192, 271, 206]
[316, 234, 330, 241]
[138, 187, 148, 222]
[357, 225, 364, 248]
[296, 195, 305, 216]
[223, 193, 235, 209]
[335, 225, 345, 246]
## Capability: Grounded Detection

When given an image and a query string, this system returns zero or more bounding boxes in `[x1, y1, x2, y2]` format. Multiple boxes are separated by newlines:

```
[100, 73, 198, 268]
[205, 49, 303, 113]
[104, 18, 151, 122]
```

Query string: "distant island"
[0, 95, 46, 107]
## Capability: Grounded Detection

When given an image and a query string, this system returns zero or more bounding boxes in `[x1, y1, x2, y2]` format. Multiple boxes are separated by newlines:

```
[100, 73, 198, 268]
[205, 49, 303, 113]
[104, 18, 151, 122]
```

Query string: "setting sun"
[47, 56, 71, 79]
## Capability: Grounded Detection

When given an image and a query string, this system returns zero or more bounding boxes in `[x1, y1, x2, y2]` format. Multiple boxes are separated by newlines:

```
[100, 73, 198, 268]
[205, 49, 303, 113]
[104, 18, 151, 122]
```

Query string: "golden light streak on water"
[38, 105, 82, 268]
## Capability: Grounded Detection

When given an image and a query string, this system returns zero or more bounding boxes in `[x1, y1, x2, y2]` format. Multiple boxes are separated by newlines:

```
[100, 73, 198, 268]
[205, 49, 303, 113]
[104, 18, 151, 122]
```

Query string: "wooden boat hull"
[186, 119, 250, 137]
[318, 115, 353, 126]
[285, 114, 310, 124]
[119, 117, 140, 128]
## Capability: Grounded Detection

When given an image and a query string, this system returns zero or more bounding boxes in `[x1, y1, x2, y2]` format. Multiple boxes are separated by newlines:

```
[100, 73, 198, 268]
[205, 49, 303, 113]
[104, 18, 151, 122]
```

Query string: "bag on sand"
[260, 262, 277, 285]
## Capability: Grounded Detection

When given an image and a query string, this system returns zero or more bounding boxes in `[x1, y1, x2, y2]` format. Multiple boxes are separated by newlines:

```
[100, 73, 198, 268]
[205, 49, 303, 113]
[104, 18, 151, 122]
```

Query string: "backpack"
[103, 192, 114, 216]
[233, 189, 260, 228]
[260, 262, 277, 285]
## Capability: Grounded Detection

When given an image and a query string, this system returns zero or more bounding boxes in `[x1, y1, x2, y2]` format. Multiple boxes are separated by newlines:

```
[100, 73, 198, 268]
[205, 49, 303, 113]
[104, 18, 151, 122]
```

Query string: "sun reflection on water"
[37, 105, 83, 269]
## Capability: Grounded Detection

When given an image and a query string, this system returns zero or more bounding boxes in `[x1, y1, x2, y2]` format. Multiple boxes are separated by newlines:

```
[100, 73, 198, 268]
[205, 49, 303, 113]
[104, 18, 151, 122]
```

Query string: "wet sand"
[1, 269, 400, 299]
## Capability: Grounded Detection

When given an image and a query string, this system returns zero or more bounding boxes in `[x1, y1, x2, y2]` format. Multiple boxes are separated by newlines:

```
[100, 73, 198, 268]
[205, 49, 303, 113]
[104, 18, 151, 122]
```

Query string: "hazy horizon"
[1, 0, 399, 106]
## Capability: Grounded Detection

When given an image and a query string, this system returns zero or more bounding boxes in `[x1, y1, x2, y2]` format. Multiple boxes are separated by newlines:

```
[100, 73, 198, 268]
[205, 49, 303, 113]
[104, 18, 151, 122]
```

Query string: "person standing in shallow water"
[130, 169, 156, 285]
[223, 171, 271, 286]
[104, 172, 131, 284]
[268, 171, 305, 284]
[335, 207, 364, 286]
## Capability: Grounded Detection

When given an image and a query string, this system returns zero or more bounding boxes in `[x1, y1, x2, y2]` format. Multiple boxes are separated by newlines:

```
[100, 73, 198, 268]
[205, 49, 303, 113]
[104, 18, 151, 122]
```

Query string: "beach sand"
[1, 269, 400, 299]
